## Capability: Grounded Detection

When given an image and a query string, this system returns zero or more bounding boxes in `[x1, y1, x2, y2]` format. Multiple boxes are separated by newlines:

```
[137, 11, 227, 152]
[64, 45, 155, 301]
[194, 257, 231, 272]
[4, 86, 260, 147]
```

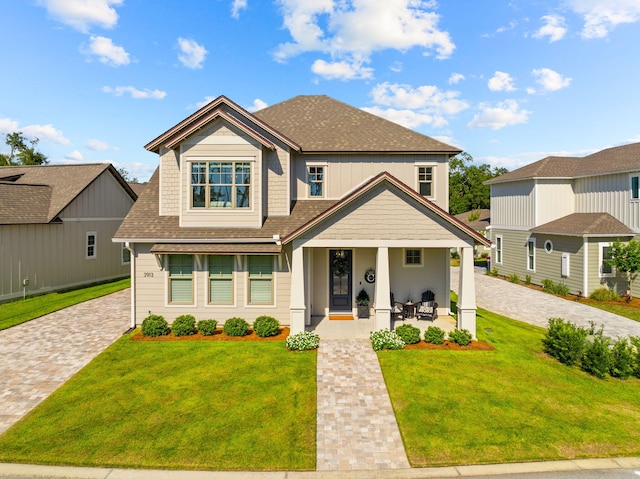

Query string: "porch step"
[328, 314, 354, 320]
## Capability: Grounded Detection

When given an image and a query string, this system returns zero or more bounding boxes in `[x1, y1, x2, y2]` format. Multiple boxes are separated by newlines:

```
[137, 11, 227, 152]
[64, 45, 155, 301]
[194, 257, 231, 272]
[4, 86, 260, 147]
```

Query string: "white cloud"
[177, 38, 208, 69]
[195, 96, 217, 109]
[231, 0, 248, 18]
[0, 118, 19, 134]
[467, 100, 531, 130]
[488, 71, 516, 92]
[390, 61, 403, 73]
[361, 106, 437, 129]
[371, 82, 469, 116]
[65, 150, 84, 161]
[246, 99, 268, 112]
[0, 118, 70, 145]
[38, 0, 123, 33]
[84, 35, 130, 66]
[311, 58, 373, 80]
[102, 86, 167, 99]
[448, 72, 465, 84]
[533, 14, 567, 42]
[86, 139, 117, 150]
[531, 68, 572, 92]
[567, 0, 640, 39]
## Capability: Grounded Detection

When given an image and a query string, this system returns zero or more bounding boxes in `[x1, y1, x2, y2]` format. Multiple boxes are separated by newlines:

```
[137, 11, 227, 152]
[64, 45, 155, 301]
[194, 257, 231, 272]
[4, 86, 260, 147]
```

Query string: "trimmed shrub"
[286, 331, 320, 351]
[223, 317, 250, 336]
[197, 319, 218, 336]
[253, 315, 280, 338]
[589, 287, 620, 302]
[370, 329, 405, 351]
[543, 318, 588, 366]
[631, 337, 640, 379]
[172, 314, 196, 336]
[141, 314, 169, 337]
[394, 324, 421, 344]
[424, 326, 446, 344]
[449, 328, 473, 346]
[581, 334, 612, 379]
[610, 337, 636, 379]
[509, 273, 520, 284]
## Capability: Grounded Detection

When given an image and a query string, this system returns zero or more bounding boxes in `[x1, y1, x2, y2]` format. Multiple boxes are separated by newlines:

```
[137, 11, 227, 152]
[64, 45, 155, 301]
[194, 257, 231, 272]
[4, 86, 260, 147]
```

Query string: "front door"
[329, 249, 352, 311]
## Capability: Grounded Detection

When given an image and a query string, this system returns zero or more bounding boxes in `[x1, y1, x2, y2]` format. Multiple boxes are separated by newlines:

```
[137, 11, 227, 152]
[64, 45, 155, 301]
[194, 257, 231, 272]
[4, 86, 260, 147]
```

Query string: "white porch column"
[457, 246, 477, 339]
[289, 244, 306, 334]
[374, 246, 391, 330]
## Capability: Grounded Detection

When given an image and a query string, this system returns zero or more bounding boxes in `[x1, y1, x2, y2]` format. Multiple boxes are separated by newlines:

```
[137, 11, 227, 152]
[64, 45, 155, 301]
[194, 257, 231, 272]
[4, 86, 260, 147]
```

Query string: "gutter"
[125, 242, 136, 330]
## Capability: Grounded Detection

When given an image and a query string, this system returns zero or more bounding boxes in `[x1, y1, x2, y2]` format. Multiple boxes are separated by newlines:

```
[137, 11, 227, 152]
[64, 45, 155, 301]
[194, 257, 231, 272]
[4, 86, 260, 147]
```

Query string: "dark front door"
[329, 249, 352, 311]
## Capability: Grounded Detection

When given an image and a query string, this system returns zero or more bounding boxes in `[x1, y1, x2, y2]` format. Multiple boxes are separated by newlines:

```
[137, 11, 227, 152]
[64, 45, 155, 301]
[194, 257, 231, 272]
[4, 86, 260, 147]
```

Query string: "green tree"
[448, 151, 507, 215]
[606, 239, 640, 300]
[1, 132, 48, 166]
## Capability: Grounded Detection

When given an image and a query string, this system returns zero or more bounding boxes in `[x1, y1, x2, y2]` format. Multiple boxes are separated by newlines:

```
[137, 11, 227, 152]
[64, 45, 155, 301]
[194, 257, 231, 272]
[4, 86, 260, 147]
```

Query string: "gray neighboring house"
[486, 142, 640, 296]
[0, 163, 137, 301]
[453, 209, 491, 257]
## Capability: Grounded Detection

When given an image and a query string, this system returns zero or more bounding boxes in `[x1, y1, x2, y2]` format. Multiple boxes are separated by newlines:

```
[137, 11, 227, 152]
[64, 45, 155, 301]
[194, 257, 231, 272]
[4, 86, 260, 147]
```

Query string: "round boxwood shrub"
[394, 324, 421, 344]
[197, 319, 218, 336]
[424, 326, 446, 345]
[223, 317, 250, 336]
[253, 315, 280, 338]
[448, 328, 473, 346]
[286, 331, 320, 351]
[581, 334, 612, 379]
[141, 314, 169, 337]
[172, 314, 196, 336]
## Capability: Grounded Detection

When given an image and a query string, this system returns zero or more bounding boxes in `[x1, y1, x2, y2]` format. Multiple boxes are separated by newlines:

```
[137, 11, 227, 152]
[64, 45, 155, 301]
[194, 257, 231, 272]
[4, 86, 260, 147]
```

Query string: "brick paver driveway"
[0, 289, 130, 434]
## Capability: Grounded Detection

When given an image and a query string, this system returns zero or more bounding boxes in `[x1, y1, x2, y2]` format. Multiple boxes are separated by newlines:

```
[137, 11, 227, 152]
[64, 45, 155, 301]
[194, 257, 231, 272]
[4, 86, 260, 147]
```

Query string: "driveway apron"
[316, 339, 410, 470]
[451, 267, 640, 338]
[0, 289, 130, 434]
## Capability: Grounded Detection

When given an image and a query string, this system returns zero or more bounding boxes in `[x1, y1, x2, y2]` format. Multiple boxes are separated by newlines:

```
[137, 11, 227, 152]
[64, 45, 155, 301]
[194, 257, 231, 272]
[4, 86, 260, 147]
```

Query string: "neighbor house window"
[544, 240, 553, 254]
[169, 255, 193, 304]
[631, 175, 639, 200]
[495, 235, 503, 264]
[527, 239, 535, 271]
[404, 248, 423, 266]
[86, 232, 97, 259]
[191, 160, 251, 209]
[209, 255, 233, 304]
[248, 256, 273, 304]
[308, 166, 324, 197]
[121, 243, 131, 265]
[599, 243, 614, 277]
[417, 166, 433, 197]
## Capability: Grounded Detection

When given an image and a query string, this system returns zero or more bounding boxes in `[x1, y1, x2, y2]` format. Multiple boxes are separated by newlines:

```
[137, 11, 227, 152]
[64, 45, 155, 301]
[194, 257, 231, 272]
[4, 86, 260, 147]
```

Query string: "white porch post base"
[457, 308, 477, 339]
[290, 308, 306, 335]
[374, 309, 391, 331]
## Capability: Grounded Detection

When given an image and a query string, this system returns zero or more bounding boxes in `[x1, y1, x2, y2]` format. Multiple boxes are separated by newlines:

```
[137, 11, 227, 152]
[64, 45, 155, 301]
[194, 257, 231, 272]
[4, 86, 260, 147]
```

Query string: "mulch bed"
[404, 340, 494, 351]
[130, 327, 290, 342]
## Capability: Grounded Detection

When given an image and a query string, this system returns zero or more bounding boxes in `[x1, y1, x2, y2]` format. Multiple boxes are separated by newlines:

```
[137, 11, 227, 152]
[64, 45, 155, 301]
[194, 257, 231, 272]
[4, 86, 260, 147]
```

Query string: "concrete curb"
[1, 457, 640, 479]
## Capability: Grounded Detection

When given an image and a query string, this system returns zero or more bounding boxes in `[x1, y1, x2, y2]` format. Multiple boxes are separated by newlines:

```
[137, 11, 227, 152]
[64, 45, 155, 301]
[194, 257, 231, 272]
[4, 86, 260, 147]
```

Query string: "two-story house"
[114, 95, 489, 337]
[486, 142, 640, 297]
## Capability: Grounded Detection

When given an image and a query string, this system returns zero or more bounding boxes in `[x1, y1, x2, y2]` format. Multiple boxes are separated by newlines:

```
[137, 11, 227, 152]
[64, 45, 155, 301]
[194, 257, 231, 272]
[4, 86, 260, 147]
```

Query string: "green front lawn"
[0, 278, 130, 330]
[0, 336, 316, 471]
[379, 307, 640, 467]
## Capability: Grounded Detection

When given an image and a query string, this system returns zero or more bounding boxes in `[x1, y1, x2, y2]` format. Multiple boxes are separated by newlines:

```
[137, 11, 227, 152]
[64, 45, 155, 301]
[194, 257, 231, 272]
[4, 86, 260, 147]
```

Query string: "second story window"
[191, 161, 251, 209]
[417, 166, 433, 197]
[631, 175, 639, 200]
[308, 166, 324, 197]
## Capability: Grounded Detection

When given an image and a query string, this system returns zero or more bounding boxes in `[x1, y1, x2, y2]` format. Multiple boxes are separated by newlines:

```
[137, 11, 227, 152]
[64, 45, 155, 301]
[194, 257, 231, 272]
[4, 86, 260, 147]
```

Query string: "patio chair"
[416, 290, 437, 321]
[390, 292, 404, 321]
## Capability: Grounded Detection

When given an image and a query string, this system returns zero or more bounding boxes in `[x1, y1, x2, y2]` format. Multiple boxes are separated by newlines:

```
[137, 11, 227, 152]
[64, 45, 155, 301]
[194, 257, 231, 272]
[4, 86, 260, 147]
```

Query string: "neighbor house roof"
[486, 142, 640, 185]
[0, 164, 137, 225]
[453, 209, 490, 231]
[529, 213, 635, 237]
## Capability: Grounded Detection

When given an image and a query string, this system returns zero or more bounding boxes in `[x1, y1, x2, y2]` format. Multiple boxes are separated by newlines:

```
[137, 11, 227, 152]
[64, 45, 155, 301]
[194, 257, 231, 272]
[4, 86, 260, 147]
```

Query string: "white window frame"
[631, 174, 640, 201]
[403, 248, 423, 267]
[599, 242, 615, 278]
[527, 239, 535, 272]
[544, 239, 553, 254]
[415, 164, 435, 199]
[207, 255, 234, 305]
[167, 254, 195, 305]
[189, 159, 252, 210]
[86, 232, 97, 259]
[247, 255, 274, 306]
[495, 235, 503, 264]
[307, 164, 326, 198]
[121, 243, 131, 265]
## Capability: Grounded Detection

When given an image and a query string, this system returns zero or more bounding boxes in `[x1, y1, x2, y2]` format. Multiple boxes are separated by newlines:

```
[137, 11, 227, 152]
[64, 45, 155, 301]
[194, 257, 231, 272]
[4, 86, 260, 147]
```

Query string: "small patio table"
[403, 301, 416, 319]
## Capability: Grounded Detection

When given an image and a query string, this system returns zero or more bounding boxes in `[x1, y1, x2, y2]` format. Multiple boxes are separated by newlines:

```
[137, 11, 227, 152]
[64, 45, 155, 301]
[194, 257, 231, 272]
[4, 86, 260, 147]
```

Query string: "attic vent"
[0, 174, 24, 183]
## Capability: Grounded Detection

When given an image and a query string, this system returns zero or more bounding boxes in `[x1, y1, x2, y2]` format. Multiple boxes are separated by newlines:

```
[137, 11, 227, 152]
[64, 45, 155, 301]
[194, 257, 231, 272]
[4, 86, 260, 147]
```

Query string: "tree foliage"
[448, 151, 507, 215]
[606, 239, 640, 299]
[1, 131, 48, 166]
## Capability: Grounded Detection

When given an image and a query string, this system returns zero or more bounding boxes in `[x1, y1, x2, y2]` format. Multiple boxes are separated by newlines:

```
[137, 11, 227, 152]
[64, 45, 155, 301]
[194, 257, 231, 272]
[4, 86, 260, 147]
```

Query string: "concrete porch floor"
[307, 313, 457, 339]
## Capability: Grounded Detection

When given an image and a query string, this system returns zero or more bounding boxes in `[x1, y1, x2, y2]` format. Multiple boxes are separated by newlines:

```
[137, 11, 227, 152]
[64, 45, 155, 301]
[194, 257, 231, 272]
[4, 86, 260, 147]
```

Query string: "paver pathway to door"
[316, 339, 410, 470]
[0, 289, 130, 434]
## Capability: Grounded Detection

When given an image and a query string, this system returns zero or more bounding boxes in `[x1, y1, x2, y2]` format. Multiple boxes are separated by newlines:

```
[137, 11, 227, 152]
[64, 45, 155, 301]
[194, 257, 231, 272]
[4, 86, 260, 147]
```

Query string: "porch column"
[289, 244, 306, 334]
[374, 246, 391, 330]
[457, 246, 477, 339]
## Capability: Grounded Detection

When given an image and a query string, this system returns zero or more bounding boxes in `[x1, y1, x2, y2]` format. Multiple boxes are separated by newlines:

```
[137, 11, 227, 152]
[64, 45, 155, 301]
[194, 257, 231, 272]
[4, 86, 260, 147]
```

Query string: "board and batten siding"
[490, 181, 535, 228]
[535, 180, 574, 226]
[132, 243, 292, 326]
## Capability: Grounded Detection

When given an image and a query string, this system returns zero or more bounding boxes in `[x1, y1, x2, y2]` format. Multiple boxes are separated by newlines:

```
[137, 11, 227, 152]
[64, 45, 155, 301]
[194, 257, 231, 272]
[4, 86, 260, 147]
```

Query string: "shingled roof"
[0, 164, 137, 225]
[529, 213, 635, 236]
[486, 142, 640, 184]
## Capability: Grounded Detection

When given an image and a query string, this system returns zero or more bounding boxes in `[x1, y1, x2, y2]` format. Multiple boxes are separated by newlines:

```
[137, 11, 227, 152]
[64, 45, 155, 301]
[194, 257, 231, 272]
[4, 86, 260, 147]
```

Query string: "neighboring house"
[0, 164, 137, 301]
[453, 209, 491, 257]
[114, 95, 489, 336]
[486, 142, 640, 296]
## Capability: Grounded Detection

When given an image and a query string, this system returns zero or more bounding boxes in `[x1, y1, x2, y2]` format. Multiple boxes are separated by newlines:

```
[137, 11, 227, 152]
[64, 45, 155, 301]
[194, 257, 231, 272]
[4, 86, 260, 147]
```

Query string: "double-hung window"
[417, 166, 433, 197]
[631, 175, 639, 200]
[191, 160, 251, 209]
[121, 243, 131, 265]
[495, 235, 503, 264]
[209, 255, 233, 304]
[169, 255, 193, 304]
[527, 239, 535, 271]
[248, 256, 273, 304]
[600, 243, 614, 277]
[86, 232, 97, 259]
[308, 166, 324, 197]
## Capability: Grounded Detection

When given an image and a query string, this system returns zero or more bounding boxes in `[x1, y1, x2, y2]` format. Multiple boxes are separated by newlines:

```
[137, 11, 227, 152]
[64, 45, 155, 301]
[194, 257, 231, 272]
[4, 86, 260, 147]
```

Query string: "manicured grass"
[577, 300, 640, 323]
[0, 278, 130, 330]
[0, 335, 316, 471]
[379, 305, 640, 467]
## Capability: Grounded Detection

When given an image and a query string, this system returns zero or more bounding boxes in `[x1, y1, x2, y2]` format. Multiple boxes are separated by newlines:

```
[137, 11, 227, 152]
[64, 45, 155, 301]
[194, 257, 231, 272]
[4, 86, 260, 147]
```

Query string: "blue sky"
[1, 0, 640, 182]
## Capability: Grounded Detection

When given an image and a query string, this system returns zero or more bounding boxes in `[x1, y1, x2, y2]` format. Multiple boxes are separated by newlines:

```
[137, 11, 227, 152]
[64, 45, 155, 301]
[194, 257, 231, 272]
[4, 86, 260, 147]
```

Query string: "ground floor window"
[404, 248, 422, 266]
[599, 243, 614, 277]
[86, 232, 97, 259]
[209, 255, 233, 304]
[248, 256, 273, 304]
[527, 239, 535, 271]
[169, 254, 193, 304]
[495, 235, 503, 264]
[121, 243, 130, 265]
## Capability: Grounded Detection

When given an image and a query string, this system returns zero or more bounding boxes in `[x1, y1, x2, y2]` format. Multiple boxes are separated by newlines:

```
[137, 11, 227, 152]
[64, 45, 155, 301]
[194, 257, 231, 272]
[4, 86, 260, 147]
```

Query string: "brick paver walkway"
[316, 339, 410, 470]
[0, 289, 130, 434]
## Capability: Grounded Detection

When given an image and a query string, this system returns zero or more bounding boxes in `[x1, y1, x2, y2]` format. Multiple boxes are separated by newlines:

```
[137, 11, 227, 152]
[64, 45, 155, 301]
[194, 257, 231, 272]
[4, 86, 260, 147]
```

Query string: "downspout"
[125, 242, 136, 329]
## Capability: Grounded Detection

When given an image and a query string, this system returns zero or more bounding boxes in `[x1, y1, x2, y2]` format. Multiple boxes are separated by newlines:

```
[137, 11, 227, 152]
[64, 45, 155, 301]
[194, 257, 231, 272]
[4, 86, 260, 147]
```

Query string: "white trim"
[205, 254, 236, 307]
[630, 173, 640, 202]
[526, 238, 535, 272]
[165, 254, 196, 307]
[299, 239, 473, 248]
[495, 235, 503, 265]
[583, 239, 589, 296]
[598, 241, 615, 278]
[307, 164, 326, 199]
[86, 231, 97, 260]
[186, 157, 255, 211]
[403, 248, 423, 267]
[245, 255, 277, 308]
[62, 217, 126, 222]
[415, 164, 436, 200]
[121, 243, 131, 265]
[544, 239, 553, 254]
